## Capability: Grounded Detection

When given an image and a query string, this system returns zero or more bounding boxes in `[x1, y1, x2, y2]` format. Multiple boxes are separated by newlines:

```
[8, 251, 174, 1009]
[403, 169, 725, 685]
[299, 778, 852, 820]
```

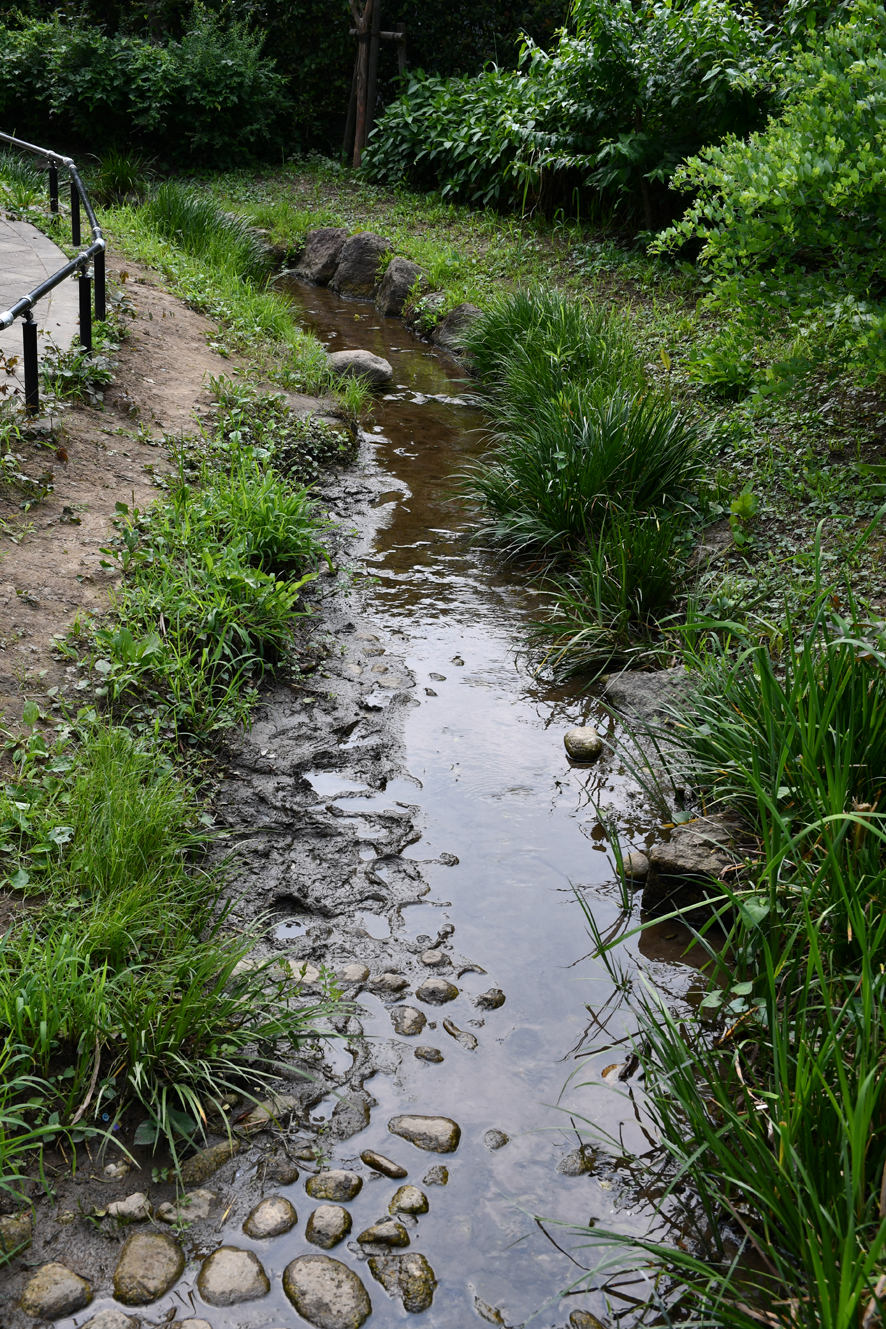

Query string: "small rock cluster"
[17, 1114, 460, 1328]
[282, 227, 482, 388]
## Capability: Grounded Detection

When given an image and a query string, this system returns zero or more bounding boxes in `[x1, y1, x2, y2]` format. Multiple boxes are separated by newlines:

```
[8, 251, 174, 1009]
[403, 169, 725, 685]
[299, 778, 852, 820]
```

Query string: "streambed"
[52, 286, 705, 1329]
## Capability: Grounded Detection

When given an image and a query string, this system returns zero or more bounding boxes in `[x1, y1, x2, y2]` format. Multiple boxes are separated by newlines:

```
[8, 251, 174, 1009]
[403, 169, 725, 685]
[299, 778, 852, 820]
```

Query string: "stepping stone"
[283, 1253, 371, 1329]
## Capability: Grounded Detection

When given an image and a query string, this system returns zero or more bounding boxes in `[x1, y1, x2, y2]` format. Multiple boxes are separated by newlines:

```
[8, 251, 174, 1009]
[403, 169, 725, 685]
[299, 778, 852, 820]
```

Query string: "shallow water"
[57, 288, 705, 1329]
[268, 287, 698, 1324]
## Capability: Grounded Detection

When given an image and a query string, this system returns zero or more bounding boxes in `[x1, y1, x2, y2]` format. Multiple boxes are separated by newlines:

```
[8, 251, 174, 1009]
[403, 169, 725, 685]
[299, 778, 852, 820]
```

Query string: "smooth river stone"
[82, 1313, 139, 1329]
[564, 726, 604, 761]
[306, 1169, 362, 1202]
[388, 1114, 461, 1153]
[390, 1004, 426, 1035]
[306, 1205, 352, 1249]
[570, 1312, 608, 1329]
[283, 1254, 372, 1329]
[388, 1185, 429, 1215]
[484, 1129, 510, 1150]
[369, 1252, 437, 1313]
[360, 1149, 407, 1179]
[114, 1231, 185, 1305]
[20, 1264, 92, 1319]
[197, 1247, 270, 1306]
[368, 972, 408, 995]
[357, 1219, 410, 1247]
[623, 851, 650, 879]
[415, 977, 458, 1004]
[475, 988, 506, 1010]
[414, 1045, 444, 1063]
[423, 1166, 449, 1185]
[339, 963, 370, 983]
[420, 948, 446, 966]
[243, 1195, 297, 1238]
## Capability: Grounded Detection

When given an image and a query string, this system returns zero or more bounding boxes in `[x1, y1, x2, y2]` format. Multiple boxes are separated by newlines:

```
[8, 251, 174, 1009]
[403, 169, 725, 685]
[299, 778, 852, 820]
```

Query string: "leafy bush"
[365, 0, 774, 220]
[0, 8, 288, 164]
[655, 0, 886, 377]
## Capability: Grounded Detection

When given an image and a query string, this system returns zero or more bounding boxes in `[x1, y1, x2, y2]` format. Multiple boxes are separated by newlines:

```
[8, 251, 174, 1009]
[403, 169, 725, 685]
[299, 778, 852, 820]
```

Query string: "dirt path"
[0, 255, 332, 726]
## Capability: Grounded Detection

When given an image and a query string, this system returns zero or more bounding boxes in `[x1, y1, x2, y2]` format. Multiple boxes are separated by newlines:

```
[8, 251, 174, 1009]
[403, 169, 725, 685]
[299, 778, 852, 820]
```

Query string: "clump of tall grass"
[0, 722, 342, 1166]
[142, 180, 272, 283]
[93, 450, 332, 736]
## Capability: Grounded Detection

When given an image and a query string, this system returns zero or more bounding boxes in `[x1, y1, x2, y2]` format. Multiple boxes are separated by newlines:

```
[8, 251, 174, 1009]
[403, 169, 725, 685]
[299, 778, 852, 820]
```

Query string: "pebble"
[564, 726, 604, 762]
[290, 961, 322, 985]
[429, 672, 446, 681]
[243, 1195, 297, 1238]
[557, 1146, 595, 1176]
[179, 1321, 213, 1329]
[82, 1313, 138, 1329]
[420, 949, 446, 966]
[443, 1018, 478, 1050]
[340, 963, 370, 983]
[415, 977, 458, 1004]
[0, 1210, 31, 1251]
[306, 1205, 352, 1249]
[20, 1264, 92, 1319]
[103, 1161, 131, 1179]
[105, 1192, 151, 1223]
[368, 972, 408, 994]
[369, 1252, 437, 1313]
[476, 988, 506, 1010]
[389, 1004, 426, 1035]
[423, 1166, 449, 1185]
[414, 1045, 444, 1062]
[388, 1114, 461, 1153]
[360, 1149, 407, 1179]
[197, 1247, 270, 1306]
[155, 1188, 215, 1225]
[179, 1139, 240, 1186]
[570, 1312, 608, 1329]
[388, 1185, 428, 1215]
[484, 1129, 510, 1150]
[114, 1231, 185, 1305]
[357, 1219, 410, 1247]
[306, 1169, 363, 1202]
[623, 851, 650, 879]
[283, 1253, 372, 1329]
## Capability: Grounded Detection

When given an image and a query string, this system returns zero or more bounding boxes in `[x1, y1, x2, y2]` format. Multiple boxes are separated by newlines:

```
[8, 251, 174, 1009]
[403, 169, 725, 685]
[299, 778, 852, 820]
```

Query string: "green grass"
[0, 721, 342, 1173]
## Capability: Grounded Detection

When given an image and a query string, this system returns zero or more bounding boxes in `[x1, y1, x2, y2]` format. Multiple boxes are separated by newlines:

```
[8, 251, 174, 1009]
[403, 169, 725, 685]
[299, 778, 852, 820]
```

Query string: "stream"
[54, 285, 706, 1329]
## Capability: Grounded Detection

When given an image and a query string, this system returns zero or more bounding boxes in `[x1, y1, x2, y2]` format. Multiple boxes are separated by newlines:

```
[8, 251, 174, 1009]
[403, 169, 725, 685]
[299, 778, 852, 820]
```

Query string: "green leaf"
[133, 1119, 160, 1145]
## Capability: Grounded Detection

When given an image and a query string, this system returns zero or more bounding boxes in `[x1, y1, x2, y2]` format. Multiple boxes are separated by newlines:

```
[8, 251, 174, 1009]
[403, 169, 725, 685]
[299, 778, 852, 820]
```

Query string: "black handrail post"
[22, 313, 39, 415]
[78, 269, 92, 354]
[70, 182, 81, 246]
[49, 163, 58, 214]
[94, 247, 106, 321]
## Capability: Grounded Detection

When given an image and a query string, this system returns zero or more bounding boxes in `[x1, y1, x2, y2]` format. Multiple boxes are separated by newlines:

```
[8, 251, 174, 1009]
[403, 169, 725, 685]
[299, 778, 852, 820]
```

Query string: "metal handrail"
[0, 131, 107, 413]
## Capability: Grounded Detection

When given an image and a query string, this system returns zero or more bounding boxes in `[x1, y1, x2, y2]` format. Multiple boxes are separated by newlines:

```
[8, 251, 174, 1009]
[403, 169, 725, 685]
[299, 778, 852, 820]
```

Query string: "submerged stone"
[570, 1312, 608, 1329]
[82, 1313, 138, 1329]
[564, 726, 604, 762]
[197, 1247, 270, 1306]
[360, 1149, 408, 1179]
[306, 1169, 363, 1202]
[388, 1114, 461, 1153]
[390, 1004, 426, 1035]
[388, 1185, 428, 1215]
[414, 1045, 444, 1063]
[476, 988, 506, 1010]
[422, 1166, 449, 1186]
[306, 1204, 352, 1249]
[369, 1252, 437, 1312]
[484, 1129, 509, 1151]
[243, 1195, 297, 1239]
[283, 1253, 372, 1329]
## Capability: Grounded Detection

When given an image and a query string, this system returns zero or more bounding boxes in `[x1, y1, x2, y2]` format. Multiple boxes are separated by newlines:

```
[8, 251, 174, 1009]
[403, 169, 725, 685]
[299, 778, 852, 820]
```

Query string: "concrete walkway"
[0, 217, 80, 399]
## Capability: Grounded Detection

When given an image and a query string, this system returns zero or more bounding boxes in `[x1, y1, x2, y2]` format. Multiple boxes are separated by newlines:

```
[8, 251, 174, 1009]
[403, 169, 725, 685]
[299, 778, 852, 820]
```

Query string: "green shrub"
[365, 0, 774, 219]
[0, 9, 288, 164]
[655, 0, 886, 377]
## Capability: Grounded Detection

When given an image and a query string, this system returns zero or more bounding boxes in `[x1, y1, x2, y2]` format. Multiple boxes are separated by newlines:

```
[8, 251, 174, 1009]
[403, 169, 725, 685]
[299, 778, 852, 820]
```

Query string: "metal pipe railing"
[0, 131, 107, 414]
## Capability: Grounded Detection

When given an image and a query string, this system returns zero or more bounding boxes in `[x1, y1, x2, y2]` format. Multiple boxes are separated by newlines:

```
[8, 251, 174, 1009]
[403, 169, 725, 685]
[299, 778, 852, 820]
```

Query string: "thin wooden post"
[396, 22, 407, 74]
[343, 49, 359, 160]
[365, 0, 382, 142]
[350, 0, 373, 168]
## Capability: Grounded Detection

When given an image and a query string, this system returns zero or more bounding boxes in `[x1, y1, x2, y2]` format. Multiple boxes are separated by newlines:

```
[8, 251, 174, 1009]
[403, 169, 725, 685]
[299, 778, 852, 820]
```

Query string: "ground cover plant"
[0, 719, 341, 1205]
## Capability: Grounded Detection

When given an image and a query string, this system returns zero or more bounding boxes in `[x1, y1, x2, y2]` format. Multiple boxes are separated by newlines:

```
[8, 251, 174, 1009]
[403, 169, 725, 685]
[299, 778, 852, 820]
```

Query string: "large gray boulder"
[293, 228, 349, 285]
[431, 302, 482, 353]
[375, 257, 427, 316]
[326, 349, 392, 388]
[330, 232, 390, 298]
